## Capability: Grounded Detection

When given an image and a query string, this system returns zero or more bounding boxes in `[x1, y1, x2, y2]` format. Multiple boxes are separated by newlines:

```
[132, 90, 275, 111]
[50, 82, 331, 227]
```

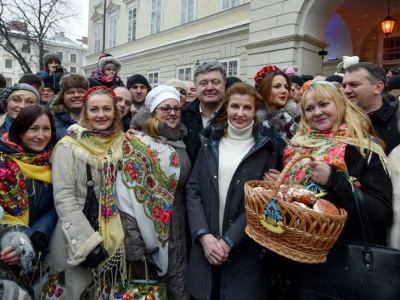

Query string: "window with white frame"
[148, 71, 159, 88]
[109, 15, 117, 48]
[221, 0, 241, 10]
[57, 52, 63, 61]
[220, 59, 239, 76]
[128, 7, 137, 42]
[70, 67, 77, 73]
[70, 53, 77, 63]
[177, 66, 193, 81]
[151, 0, 162, 34]
[5, 59, 12, 68]
[94, 21, 102, 52]
[5, 77, 12, 86]
[180, 0, 195, 24]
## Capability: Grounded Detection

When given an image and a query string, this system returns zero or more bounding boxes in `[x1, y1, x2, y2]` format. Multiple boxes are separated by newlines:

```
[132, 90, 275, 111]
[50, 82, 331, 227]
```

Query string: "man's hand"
[199, 234, 228, 265]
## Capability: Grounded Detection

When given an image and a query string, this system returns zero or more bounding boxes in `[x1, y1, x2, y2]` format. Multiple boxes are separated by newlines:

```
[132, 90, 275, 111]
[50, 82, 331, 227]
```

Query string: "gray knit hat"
[0, 83, 40, 114]
[165, 79, 187, 93]
[43, 53, 61, 66]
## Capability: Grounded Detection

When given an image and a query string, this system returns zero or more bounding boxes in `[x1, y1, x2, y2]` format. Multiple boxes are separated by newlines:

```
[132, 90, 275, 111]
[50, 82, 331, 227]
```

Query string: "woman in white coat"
[44, 86, 126, 299]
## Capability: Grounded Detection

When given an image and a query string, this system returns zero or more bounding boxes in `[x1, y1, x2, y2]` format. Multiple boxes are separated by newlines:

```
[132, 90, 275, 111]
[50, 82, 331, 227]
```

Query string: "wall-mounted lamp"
[381, 0, 396, 37]
[318, 50, 328, 59]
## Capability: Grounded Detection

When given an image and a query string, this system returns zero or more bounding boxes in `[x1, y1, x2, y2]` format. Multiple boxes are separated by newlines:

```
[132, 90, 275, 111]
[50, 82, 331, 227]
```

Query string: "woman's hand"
[124, 129, 139, 142]
[309, 161, 331, 185]
[0, 245, 20, 265]
[199, 234, 228, 265]
[263, 169, 281, 181]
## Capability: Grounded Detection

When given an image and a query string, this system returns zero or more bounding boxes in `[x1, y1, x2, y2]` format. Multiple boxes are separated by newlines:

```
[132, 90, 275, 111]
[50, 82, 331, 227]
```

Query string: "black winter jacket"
[186, 123, 284, 300]
[180, 99, 225, 166]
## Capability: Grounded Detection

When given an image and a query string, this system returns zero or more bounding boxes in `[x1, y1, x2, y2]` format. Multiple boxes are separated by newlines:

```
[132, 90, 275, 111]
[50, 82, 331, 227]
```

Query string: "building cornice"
[245, 34, 328, 50]
[120, 23, 249, 61]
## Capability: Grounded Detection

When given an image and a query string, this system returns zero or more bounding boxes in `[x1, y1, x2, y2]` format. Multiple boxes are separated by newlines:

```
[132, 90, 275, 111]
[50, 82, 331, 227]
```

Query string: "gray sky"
[67, 0, 89, 42]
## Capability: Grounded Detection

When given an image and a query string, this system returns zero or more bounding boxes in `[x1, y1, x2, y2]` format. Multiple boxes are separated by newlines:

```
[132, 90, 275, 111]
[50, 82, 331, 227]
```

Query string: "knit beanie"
[225, 76, 242, 91]
[60, 74, 89, 92]
[165, 79, 187, 93]
[387, 75, 400, 92]
[325, 75, 343, 84]
[145, 85, 180, 112]
[104, 62, 117, 71]
[0, 83, 40, 114]
[43, 53, 61, 66]
[127, 74, 151, 91]
[98, 55, 121, 73]
[289, 75, 304, 88]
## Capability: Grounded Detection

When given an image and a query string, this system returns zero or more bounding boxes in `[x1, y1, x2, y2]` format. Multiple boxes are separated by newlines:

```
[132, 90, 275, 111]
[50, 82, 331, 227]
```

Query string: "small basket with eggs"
[244, 154, 348, 264]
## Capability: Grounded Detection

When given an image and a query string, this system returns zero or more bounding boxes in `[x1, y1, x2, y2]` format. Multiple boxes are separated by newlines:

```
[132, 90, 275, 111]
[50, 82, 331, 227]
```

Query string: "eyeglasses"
[155, 106, 182, 113]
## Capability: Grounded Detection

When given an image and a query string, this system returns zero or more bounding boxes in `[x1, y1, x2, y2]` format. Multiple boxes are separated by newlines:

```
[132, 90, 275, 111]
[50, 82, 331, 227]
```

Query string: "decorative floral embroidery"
[101, 164, 119, 222]
[283, 125, 361, 187]
[122, 137, 180, 248]
[0, 151, 51, 221]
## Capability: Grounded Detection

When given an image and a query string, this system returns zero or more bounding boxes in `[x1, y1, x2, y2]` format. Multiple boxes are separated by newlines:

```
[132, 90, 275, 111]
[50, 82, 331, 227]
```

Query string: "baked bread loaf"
[291, 187, 316, 207]
[313, 199, 340, 215]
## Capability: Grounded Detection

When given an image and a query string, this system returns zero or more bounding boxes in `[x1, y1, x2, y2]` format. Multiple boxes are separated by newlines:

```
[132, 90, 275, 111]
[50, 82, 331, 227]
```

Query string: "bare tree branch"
[0, 0, 80, 73]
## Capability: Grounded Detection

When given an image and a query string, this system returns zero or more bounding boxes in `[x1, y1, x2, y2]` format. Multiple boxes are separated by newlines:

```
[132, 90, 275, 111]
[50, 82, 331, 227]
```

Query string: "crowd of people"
[0, 51, 400, 300]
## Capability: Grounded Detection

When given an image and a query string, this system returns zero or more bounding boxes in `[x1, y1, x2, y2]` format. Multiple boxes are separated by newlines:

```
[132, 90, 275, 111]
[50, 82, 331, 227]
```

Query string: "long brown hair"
[255, 70, 291, 111]
[9, 105, 57, 151]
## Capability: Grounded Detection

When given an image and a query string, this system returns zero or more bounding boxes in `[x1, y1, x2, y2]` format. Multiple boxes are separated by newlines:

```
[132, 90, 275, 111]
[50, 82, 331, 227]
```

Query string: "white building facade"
[0, 32, 87, 85]
[84, 0, 400, 86]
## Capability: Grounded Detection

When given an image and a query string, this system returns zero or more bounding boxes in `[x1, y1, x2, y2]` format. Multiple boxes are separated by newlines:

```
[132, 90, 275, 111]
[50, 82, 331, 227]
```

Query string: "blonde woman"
[265, 81, 392, 299]
[45, 86, 125, 299]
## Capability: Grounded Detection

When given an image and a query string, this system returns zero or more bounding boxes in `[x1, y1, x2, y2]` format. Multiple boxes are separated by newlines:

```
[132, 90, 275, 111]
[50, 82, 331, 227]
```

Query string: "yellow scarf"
[1, 152, 52, 226]
[56, 124, 126, 289]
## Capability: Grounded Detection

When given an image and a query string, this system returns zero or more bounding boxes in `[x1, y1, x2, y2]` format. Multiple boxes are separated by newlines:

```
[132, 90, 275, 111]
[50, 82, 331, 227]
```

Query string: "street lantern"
[381, 0, 396, 37]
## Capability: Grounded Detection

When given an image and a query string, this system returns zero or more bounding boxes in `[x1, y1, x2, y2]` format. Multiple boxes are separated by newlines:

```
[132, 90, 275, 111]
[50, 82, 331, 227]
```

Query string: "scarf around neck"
[120, 132, 181, 276]
[283, 124, 389, 186]
[55, 124, 126, 287]
[0, 133, 52, 226]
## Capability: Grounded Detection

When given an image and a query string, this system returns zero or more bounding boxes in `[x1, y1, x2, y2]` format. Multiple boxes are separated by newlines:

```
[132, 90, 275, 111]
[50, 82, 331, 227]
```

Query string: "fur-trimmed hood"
[98, 56, 121, 73]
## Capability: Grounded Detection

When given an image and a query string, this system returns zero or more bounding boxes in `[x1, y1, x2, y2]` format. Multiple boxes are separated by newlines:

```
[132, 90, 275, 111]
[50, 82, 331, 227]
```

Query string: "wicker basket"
[245, 154, 348, 264]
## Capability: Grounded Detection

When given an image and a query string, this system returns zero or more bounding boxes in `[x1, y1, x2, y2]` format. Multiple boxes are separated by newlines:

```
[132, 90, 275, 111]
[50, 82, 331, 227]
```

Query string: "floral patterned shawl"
[283, 124, 389, 187]
[0, 133, 52, 226]
[119, 131, 180, 276]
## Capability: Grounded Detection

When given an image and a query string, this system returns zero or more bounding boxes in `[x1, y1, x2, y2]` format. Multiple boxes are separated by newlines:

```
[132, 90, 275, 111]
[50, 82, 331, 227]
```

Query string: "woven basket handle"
[272, 154, 316, 195]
